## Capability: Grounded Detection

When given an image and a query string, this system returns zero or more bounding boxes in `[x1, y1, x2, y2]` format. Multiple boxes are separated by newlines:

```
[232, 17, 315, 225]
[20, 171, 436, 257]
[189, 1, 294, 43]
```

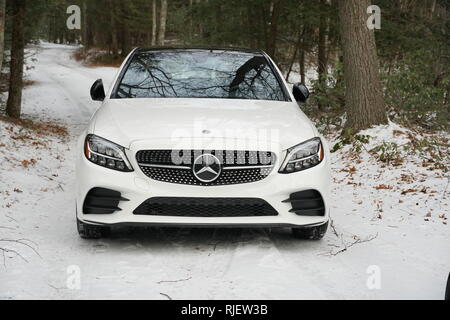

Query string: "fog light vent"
[282, 190, 325, 216]
[83, 187, 129, 214]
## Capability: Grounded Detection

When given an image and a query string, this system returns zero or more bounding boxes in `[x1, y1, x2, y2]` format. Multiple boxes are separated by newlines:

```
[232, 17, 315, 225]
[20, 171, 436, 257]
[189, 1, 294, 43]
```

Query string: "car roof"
[135, 46, 265, 55]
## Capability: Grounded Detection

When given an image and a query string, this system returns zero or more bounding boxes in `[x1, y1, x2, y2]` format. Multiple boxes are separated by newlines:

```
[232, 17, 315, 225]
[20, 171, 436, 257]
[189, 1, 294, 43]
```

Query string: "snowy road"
[0, 43, 449, 299]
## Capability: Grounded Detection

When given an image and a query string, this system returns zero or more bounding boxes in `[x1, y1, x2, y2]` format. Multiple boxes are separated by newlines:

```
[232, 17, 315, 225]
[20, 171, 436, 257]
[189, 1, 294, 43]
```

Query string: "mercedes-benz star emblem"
[193, 154, 221, 183]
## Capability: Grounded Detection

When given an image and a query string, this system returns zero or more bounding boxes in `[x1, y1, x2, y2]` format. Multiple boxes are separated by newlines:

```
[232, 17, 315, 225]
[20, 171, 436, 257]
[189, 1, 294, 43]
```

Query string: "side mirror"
[293, 83, 310, 103]
[90, 79, 106, 101]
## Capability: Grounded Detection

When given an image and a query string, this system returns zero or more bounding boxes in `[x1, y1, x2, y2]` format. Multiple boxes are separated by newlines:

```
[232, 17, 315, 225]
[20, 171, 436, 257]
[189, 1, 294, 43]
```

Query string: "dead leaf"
[21, 159, 37, 168]
[375, 184, 393, 190]
[401, 189, 418, 195]
[420, 187, 428, 194]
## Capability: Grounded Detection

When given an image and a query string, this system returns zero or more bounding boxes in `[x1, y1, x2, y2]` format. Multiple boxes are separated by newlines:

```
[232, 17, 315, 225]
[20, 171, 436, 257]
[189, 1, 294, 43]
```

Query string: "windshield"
[112, 50, 288, 101]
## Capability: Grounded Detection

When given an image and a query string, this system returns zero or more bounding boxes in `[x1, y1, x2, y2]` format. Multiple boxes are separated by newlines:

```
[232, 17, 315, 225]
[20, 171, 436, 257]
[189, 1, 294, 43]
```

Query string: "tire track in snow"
[40, 69, 93, 122]
[29, 48, 97, 125]
[164, 228, 330, 299]
[148, 228, 247, 299]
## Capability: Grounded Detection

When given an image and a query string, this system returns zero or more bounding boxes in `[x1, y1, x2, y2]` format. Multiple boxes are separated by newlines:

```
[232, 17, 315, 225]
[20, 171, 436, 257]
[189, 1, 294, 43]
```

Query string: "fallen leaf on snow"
[21, 159, 37, 168]
[375, 184, 393, 190]
[401, 188, 418, 195]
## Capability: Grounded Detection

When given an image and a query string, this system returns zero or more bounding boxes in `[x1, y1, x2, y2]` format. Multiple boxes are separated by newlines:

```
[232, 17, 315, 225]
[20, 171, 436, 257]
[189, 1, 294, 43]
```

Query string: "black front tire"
[77, 218, 111, 239]
[292, 221, 328, 240]
[445, 273, 450, 301]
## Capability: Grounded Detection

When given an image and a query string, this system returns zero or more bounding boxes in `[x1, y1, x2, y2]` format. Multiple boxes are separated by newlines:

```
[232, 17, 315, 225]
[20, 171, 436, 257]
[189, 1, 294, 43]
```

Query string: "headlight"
[279, 137, 324, 173]
[84, 134, 133, 172]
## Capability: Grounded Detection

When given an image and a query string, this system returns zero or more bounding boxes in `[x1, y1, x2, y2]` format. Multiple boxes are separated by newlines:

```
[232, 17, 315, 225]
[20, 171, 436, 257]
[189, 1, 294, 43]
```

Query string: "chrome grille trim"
[136, 150, 276, 186]
[138, 163, 191, 170]
[222, 165, 274, 170]
[137, 163, 274, 171]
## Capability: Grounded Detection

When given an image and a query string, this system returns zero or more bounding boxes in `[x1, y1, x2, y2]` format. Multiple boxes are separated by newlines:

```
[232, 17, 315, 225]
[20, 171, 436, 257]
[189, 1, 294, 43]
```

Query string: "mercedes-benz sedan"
[76, 47, 331, 239]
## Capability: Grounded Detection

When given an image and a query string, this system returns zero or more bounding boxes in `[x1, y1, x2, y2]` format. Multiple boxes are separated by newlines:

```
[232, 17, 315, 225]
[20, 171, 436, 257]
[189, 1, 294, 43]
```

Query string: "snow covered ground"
[0, 43, 448, 299]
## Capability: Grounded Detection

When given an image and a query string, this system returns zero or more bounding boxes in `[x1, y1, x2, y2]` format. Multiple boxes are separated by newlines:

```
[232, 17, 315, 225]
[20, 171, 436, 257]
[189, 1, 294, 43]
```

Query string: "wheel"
[77, 218, 111, 239]
[292, 221, 328, 240]
[445, 273, 450, 301]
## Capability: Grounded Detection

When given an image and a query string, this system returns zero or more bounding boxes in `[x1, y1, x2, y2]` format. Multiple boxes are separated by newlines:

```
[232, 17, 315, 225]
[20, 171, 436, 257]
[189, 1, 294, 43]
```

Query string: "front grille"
[133, 197, 279, 217]
[136, 150, 276, 186]
[136, 150, 274, 166]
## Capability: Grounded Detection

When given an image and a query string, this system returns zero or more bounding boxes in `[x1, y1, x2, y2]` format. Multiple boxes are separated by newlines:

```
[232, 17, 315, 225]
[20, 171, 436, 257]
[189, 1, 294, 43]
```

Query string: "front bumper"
[76, 164, 331, 228]
[75, 139, 331, 228]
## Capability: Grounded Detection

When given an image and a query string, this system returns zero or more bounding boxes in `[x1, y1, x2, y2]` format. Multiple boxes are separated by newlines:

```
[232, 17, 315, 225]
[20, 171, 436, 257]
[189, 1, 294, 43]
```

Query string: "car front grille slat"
[133, 197, 279, 217]
[136, 150, 274, 167]
[136, 150, 276, 186]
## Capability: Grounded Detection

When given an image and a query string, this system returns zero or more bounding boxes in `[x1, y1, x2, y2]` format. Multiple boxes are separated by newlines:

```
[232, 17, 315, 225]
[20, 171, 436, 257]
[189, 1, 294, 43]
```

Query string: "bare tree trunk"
[285, 45, 298, 82]
[0, 0, 5, 72]
[285, 31, 302, 81]
[217, 1, 224, 45]
[260, 5, 268, 49]
[195, 0, 204, 39]
[6, 0, 26, 119]
[299, 47, 306, 84]
[339, 0, 387, 131]
[299, 24, 308, 85]
[82, 0, 87, 51]
[317, 0, 328, 109]
[267, 0, 282, 58]
[120, 2, 131, 56]
[108, 0, 118, 57]
[49, 13, 57, 43]
[188, 0, 193, 42]
[152, 0, 157, 45]
[157, 0, 168, 46]
[85, 0, 95, 49]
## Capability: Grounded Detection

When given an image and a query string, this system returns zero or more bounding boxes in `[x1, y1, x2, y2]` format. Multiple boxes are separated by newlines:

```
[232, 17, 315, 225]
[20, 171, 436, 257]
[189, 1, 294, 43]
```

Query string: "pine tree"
[339, 0, 387, 131]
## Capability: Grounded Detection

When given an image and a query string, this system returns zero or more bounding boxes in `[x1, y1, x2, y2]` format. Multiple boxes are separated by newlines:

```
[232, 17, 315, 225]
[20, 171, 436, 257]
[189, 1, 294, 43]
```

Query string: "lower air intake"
[283, 190, 325, 216]
[83, 187, 128, 214]
[133, 197, 279, 217]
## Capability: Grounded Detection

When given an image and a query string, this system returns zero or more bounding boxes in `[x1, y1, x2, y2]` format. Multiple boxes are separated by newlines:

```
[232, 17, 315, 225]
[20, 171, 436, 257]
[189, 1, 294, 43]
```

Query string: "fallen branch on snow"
[157, 276, 192, 284]
[320, 233, 378, 257]
[160, 292, 172, 300]
[0, 238, 41, 267]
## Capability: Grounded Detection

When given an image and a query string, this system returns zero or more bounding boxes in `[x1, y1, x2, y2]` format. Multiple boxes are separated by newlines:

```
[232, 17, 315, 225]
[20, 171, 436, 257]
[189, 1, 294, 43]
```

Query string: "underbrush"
[322, 120, 450, 173]
[0, 115, 68, 138]
[73, 47, 124, 67]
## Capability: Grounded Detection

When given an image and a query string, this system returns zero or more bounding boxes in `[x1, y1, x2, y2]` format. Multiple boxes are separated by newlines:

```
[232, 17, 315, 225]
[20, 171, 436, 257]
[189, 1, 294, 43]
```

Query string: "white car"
[76, 47, 331, 239]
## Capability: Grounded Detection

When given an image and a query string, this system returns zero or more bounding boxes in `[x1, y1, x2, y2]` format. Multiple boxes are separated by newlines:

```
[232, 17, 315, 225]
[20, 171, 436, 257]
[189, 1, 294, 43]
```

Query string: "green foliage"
[383, 49, 450, 129]
[374, 0, 450, 130]
[312, 113, 344, 136]
[331, 132, 371, 153]
[402, 135, 449, 170]
[309, 59, 345, 111]
[370, 141, 401, 164]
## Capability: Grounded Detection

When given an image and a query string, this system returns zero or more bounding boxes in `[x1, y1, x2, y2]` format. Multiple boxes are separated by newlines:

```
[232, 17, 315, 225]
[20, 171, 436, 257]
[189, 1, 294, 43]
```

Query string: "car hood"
[92, 98, 317, 150]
